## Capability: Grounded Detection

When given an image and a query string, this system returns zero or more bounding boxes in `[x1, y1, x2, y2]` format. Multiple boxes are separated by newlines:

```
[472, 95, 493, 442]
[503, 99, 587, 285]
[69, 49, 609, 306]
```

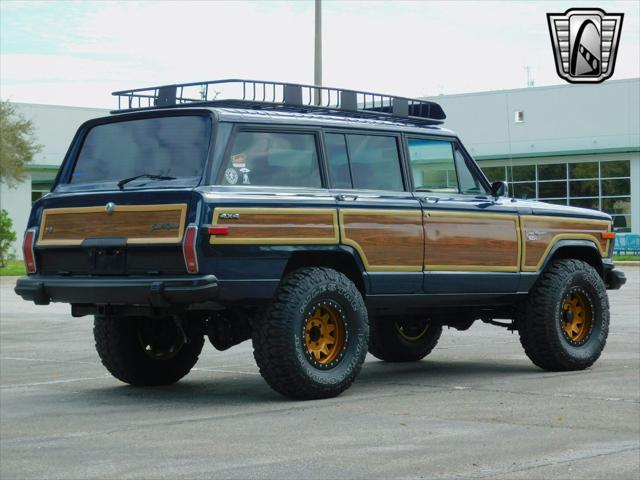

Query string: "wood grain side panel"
[424, 213, 519, 271]
[38, 205, 187, 245]
[340, 210, 423, 271]
[210, 208, 339, 244]
[522, 216, 610, 271]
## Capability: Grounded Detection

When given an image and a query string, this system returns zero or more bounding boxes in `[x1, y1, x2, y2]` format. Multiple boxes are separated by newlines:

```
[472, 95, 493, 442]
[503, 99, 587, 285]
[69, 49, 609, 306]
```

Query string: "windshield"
[69, 115, 211, 186]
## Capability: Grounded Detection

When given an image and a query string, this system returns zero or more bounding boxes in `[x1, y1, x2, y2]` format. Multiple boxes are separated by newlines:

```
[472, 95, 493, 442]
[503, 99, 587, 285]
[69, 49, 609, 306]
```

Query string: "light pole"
[314, 0, 322, 105]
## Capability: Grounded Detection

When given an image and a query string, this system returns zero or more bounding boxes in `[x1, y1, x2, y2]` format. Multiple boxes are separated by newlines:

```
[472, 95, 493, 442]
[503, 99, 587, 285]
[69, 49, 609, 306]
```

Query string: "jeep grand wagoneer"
[15, 79, 626, 399]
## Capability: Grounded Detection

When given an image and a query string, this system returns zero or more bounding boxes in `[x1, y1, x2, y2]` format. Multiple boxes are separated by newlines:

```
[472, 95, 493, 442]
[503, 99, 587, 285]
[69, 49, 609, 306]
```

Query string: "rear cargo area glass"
[70, 115, 211, 184]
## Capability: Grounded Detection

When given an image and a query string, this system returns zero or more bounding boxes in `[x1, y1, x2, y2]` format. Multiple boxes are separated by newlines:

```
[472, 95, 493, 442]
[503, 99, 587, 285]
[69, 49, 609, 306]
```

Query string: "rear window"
[70, 115, 211, 185]
[220, 131, 321, 188]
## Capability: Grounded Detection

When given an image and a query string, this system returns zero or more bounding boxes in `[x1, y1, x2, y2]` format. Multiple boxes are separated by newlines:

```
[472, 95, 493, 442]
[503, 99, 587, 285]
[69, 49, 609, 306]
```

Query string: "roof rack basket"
[112, 79, 446, 126]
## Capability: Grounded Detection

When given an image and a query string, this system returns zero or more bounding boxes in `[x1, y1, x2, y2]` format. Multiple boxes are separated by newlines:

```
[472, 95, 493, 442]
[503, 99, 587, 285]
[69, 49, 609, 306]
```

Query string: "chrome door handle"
[335, 194, 358, 201]
[420, 196, 439, 204]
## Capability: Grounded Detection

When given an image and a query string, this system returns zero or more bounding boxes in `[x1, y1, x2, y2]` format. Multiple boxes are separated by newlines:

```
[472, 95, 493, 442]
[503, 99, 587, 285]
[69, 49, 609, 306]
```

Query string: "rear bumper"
[603, 261, 626, 290]
[14, 274, 219, 306]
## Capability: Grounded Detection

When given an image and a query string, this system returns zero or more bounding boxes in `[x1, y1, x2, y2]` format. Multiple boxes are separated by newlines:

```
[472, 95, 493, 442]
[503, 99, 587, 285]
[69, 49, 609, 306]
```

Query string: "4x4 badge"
[547, 8, 623, 84]
[105, 202, 116, 215]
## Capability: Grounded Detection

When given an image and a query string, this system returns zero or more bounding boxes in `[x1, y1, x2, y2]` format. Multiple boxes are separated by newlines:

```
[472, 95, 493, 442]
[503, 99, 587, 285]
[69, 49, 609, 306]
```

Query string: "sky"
[1, 0, 639, 108]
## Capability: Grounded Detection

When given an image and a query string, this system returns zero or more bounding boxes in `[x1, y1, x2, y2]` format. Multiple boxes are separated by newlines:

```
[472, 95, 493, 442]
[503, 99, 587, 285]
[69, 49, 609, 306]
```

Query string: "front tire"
[252, 267, 369, 400]
[369, 316, 442, 362]
[517, 259, 609, 371]
[94, 315, 204, 386]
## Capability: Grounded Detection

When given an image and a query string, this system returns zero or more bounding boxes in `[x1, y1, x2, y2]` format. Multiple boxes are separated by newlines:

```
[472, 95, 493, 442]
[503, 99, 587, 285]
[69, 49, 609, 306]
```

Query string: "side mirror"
[490, 180, 509, 199]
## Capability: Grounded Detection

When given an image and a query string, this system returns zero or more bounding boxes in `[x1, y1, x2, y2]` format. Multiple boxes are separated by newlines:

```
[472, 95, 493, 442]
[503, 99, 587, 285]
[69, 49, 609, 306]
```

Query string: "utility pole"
[523, 65, 534, 88]
[314, 0, 322, 105]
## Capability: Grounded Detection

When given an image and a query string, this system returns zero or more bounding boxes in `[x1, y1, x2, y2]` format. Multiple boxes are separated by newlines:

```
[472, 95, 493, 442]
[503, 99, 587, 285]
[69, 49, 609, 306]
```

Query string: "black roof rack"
[112, 79, 446, 126]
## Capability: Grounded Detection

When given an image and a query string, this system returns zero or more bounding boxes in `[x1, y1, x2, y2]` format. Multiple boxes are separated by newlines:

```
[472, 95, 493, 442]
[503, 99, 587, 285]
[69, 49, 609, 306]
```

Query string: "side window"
[347, 134, 404, 191]
[221, 131, 321, 188]
[325, 133, 353, 188]
[408, 138, 458, 192]
[454, 145, 487, 195]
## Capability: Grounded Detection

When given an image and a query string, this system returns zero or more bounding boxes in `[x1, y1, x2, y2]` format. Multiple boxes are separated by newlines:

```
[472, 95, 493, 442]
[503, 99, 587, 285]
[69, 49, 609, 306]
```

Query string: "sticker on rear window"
[224, 167, 239, 185]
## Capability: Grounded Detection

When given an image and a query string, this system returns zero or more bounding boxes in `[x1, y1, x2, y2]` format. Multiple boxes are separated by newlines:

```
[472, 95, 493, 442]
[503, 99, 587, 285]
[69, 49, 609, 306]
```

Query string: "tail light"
[182, 225, 199, 274]
[23, 228, 37, 273]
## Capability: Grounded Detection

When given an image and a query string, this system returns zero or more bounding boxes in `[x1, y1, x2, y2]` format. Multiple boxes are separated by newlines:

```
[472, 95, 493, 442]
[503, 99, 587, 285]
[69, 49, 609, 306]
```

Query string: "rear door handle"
[420, 196, 440, 204]
[335, 194, 358, 201]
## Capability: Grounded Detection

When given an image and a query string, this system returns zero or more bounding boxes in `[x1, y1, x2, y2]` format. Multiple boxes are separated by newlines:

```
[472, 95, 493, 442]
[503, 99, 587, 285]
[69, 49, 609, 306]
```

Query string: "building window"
[514, 111, 524, 123]
[481, 159, 632, 232]
[32, 191, 44, 203]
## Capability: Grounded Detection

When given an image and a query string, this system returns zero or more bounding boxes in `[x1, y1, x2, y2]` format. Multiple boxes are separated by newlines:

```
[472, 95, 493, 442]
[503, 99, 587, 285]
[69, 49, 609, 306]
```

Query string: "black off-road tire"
[517, 259, 609, 371]
[252, 267, 369, 400]
[94, 315, 204, 386]
[369, 316, 442, 362]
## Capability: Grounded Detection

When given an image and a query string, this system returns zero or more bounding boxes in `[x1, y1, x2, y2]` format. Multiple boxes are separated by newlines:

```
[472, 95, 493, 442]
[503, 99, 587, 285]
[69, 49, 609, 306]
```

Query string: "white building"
[1, 78, 639, 258]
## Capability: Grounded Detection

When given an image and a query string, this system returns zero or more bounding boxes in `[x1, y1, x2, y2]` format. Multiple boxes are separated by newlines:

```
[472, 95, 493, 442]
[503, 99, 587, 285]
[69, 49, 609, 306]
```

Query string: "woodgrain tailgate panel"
[38, 204, 188, 246]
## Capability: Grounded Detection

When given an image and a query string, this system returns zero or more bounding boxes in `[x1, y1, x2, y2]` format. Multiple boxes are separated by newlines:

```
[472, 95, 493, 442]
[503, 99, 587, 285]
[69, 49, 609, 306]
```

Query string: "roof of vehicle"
[109, 106, 457, 137]
[211, 107, 457, 136]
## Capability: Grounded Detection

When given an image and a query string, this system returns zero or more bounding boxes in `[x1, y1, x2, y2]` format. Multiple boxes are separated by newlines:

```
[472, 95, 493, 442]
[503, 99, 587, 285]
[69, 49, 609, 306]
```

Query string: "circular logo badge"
[224, 168, 239, 185]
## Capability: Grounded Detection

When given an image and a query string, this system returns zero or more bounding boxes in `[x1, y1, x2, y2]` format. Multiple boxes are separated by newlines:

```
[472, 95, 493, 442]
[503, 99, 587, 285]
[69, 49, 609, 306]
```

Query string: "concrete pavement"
[1, 268, 638, 479]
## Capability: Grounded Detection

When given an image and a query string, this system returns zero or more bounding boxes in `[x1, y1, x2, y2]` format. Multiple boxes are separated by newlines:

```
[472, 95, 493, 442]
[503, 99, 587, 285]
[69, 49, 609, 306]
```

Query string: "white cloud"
[1, 0, 638, 107]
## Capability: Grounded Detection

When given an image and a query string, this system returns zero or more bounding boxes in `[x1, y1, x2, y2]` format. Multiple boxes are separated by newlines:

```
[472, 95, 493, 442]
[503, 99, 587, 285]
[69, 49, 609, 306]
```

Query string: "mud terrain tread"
[252, 267, 368, 399]
[517, 259, 609, 371]
[94, 316, 204, 386]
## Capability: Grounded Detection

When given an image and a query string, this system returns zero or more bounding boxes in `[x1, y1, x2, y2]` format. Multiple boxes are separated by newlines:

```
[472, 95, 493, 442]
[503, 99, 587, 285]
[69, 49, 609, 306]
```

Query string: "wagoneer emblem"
[219, 213, 240, 220]
[150, 223, 180, 231]
[105, 202, 116, 215]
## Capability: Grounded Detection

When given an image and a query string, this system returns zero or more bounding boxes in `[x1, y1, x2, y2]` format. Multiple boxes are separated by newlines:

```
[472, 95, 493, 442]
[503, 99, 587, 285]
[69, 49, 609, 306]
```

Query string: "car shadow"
[71, 357, 541, 409]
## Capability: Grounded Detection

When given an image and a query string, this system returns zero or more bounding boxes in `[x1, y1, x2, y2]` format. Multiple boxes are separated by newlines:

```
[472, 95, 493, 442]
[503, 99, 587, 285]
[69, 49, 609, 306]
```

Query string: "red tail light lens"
[182, 225, 199, 274]
[23, 229, 37, 273]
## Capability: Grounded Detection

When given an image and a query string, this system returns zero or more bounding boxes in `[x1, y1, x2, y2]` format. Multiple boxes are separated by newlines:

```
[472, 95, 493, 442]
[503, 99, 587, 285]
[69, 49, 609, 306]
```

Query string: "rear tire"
[252, 267, 369, 400]
[369, 316, 442, 362]
[517, 259, 609, 371]
[94, 315, 204, 386]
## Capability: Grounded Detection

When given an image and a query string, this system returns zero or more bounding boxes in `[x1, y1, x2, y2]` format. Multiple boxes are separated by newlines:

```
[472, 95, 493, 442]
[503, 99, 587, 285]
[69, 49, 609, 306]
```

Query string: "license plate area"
[83, 238, 127, 275]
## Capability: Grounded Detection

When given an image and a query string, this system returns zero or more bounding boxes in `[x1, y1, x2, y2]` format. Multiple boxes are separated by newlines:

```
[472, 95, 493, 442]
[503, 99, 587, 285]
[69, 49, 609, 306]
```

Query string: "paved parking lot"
[1, 268, 639, 480]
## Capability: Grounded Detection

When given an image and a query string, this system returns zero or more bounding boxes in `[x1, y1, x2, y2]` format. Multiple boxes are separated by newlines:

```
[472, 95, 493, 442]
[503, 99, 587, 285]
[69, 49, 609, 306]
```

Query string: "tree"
[0, 100, 42, 187]
[0, 209, 17, 267]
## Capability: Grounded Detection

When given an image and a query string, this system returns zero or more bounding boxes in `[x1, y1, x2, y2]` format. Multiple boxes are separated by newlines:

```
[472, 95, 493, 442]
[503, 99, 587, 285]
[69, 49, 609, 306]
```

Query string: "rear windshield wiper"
[117, 174, 176, 190]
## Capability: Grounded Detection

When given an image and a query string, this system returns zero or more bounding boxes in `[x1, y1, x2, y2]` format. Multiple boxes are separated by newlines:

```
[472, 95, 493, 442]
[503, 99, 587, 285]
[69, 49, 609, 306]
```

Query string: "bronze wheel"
[517, 259, 609, 372]
[252, 267, 368, 399]
[395, 317, 430, 341]
[303, 301, 347, 369]
[561, 288, 593, 346]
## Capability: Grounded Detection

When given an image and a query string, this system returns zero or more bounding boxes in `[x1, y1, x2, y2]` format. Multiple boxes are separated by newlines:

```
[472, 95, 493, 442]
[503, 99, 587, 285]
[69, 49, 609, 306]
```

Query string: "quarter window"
[454, 145, 485, 195]
[221, 131, 321, 188]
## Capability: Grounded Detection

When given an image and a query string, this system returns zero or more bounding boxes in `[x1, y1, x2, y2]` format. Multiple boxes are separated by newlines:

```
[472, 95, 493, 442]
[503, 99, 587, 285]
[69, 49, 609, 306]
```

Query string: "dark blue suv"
[15, 80, 626, 399]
